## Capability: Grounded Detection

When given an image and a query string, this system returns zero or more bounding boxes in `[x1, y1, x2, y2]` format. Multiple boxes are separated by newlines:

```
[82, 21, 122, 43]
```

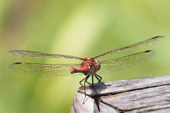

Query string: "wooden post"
[71, 75, 170, 113]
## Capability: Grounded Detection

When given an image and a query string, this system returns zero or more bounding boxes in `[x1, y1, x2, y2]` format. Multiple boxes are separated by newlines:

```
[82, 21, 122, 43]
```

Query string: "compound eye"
[90, 58, 94, 60]
[80, 62, 84, 66]
[89, 62, 93, 65]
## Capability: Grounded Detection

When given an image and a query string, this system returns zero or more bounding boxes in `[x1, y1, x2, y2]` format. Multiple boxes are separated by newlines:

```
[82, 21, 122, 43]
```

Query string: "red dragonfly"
[9, 36, 164, 86]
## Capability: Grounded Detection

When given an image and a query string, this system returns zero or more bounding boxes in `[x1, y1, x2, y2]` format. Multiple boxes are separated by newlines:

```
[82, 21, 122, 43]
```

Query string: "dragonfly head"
[70, 58, 101, 75]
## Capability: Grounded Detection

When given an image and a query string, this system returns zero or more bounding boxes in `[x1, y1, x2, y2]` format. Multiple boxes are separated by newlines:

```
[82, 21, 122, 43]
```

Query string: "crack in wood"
[78, 91, 125, 112]
[140, 107, 170, 112]
[72, 76, 170, 113]
[100, 99, 124, 113]
[78, 83, 170, 113]
[96, 83, 170, 97]
[123, 106, 170, 113]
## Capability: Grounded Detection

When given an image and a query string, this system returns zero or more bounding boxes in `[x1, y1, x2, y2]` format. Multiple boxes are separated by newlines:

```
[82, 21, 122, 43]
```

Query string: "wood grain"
[71, 75, 170, 113]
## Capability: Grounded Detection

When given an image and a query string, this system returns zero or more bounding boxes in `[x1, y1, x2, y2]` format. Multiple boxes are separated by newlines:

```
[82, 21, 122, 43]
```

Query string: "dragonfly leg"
[95, 74, 106, 87]
[79, 76, 90, 86]
[79, 78, 85, 86]
[92, 74, 94, 86]
[86, 78, 92, 85]
[86, 81, 92, 85]
[79, 75, 91, 86]
[91, 75, 98, 95]
[94, 74, 102, 83]
[83, 75, 91, 96]
[84, 75, 91, 86]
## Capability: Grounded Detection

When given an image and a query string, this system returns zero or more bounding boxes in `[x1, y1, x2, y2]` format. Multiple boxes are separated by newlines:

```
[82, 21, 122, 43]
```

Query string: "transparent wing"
[8, 62, 81, 76]
[97, 50, 156, 75]
[9, 49, 83, 60]
[94, 36, 164, 58]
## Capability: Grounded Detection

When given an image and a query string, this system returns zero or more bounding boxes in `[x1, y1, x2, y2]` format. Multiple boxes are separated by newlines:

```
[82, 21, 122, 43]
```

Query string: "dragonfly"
[9, 36, 164, 87]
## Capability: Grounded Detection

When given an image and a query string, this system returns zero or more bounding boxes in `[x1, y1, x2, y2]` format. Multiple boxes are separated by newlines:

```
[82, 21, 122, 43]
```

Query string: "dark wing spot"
[13, 62, 22, 64]
[145, 50, 152, 52]
[151, 36, 159, 39]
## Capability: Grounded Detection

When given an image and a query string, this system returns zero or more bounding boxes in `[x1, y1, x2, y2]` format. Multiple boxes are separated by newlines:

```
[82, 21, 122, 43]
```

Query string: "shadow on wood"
[71, 75, 170, 113]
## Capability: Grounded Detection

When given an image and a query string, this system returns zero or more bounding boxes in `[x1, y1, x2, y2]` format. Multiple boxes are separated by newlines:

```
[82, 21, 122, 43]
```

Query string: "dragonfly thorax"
[70, 58, 101, 75]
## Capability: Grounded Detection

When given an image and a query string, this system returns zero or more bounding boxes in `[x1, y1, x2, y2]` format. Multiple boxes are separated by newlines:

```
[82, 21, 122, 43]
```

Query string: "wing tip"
[9, 49, 23, 56]
[8, 62, 23, 71]
[144, 50, 156, 58]
[151, 36, 165, 40]
[8, 50, 15, 55]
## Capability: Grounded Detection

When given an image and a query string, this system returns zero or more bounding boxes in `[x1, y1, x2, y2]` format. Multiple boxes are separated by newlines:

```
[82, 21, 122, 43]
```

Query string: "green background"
[1, 0, 170, 113]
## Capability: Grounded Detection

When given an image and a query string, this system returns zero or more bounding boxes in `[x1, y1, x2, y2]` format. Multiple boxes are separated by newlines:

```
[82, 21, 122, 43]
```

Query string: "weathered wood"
[71, 75, 170, 113]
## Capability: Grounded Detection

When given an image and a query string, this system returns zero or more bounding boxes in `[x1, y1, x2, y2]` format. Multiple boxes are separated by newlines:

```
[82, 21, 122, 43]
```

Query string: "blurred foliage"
[0, 0, 170, 113]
